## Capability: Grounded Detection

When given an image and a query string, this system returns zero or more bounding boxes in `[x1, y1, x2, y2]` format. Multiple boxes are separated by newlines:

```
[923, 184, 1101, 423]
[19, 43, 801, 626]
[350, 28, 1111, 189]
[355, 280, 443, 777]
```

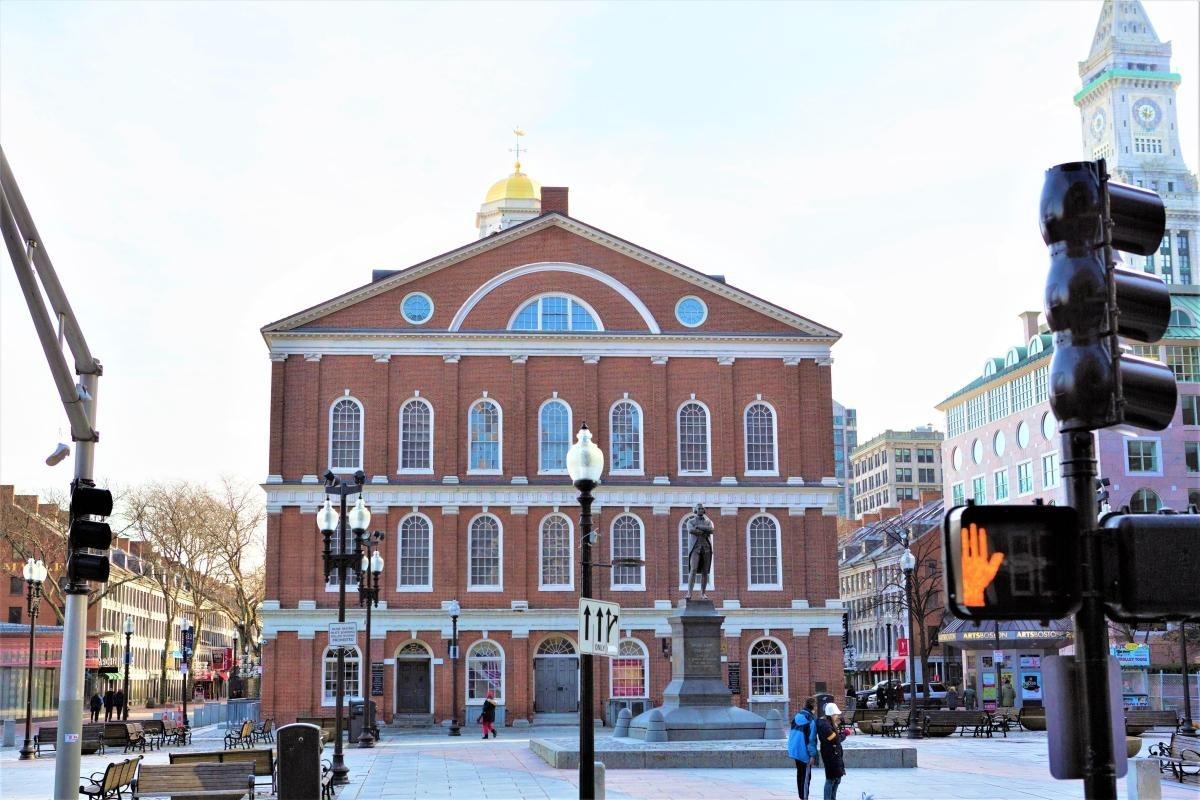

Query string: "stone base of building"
[530, 736, 919, 769]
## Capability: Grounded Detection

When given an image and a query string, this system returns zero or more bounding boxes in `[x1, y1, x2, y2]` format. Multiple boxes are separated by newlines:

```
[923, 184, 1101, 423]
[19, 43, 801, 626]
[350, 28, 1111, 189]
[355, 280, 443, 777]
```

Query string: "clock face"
[1090, 109, 1107, 140]
[1133, 99, 1162, 131]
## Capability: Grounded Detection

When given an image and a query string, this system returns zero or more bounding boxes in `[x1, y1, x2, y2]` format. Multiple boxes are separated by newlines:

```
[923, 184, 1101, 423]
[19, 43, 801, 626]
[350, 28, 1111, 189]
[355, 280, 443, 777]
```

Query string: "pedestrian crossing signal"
[942, 504, 1081, 620]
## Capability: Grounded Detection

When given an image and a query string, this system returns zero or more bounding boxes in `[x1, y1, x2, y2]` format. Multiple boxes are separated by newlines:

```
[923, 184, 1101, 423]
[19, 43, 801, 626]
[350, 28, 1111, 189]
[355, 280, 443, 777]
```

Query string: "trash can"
[348, 700, 377, 741]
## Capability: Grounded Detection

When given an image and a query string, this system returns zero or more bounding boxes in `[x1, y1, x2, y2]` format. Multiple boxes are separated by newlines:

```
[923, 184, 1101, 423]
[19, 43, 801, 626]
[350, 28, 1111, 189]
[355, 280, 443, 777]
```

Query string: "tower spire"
[509, 127, 527, 173]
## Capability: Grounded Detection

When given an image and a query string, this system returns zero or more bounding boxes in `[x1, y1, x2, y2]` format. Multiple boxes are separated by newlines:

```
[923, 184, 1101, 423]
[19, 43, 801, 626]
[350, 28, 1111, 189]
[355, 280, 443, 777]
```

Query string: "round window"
[1016, 421, 1030, 449]
[1042, 411, 1056, 440]
[972, 439, 983, 465]
[675, 296, 708, 327]
[993, 430, 1006, 457]
[402, 292, 433, 324]
[952, 447, 963, 471]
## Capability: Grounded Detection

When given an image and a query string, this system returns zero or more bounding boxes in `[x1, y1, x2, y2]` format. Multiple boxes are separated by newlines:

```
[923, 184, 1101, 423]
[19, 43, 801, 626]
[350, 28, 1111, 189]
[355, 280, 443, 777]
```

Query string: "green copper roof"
[1074, 69, 1181, 104]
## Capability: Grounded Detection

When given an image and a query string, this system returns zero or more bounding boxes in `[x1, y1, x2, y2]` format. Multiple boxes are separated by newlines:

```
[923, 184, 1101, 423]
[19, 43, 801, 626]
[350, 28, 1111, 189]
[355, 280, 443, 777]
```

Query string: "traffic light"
[67, 482, 113, 583]
[1039, 160, 1177, 432]
[942, 504, 1081, 620]
[1100, 511, 1200, 622]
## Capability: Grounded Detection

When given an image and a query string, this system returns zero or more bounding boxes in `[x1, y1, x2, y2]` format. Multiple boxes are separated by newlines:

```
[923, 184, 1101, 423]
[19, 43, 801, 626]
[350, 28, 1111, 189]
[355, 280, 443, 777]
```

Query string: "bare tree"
[880, 522, 945, 700]
[208, 478, 266, 648]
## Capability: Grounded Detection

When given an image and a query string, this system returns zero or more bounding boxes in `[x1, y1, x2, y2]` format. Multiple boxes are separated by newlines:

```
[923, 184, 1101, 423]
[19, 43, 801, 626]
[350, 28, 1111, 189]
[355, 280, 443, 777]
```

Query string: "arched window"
[329, 397, 364, 472]
[677, 401, 711, 475]
[749, 639, 786, 699]
[679, 514, 716, 590]
[397, 514, 432, 591]
[609, 400, 643, 475]
[1130, 488, 1162, 513]
[610, 514, 645, 590]
[468, 514, 502, 590]
[468, 399, 502, 473]
[538, 399, 572, 473]
[509, 294, 601, 331]
[747, 514, 782, 589]
[1169, 308, 1193, 327]
[322, 645, 361, 704]
[610, 639, 649, 698]
[466, 641, 504, 702]
[399, 398, 433, 473]
[744, 402, 778, 475]
[539, 514, 573, 590]
[536, 636, 576, 656]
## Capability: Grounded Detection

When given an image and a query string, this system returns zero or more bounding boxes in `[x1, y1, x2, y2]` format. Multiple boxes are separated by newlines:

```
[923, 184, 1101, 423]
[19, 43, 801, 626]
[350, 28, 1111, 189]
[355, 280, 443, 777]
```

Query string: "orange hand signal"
[961, 522, 1004, 606]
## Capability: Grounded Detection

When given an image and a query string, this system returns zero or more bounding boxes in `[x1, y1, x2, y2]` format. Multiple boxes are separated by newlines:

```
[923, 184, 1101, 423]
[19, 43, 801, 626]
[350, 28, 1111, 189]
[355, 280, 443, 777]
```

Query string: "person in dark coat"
[478, 690, 497, 739]
[113, 689, 126, 721]
[963, 684, 977, 709]
[945, 684, 960, 711]
[816, 702, 847, 800]
[103, 689, 115, 722]
[875, 683, 887, 710]
[89, 692, 103, 722]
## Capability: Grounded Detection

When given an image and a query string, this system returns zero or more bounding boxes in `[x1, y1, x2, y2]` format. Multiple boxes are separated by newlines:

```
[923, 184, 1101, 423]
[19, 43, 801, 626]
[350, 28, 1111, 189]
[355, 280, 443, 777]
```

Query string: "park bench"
[79, 755, 142, 799]
[251, 718, 274, 745]
[36, 723, 107, 755]
[163, 718, 191, 746]
[105, 722, 152, 753]
[132, 763, 254, 799]
[985, 709, 1017, 738]
[850, 707, 886, 733]
[223, 720, 255, 750]
[1149, 731, 1200, 783]
[922, 710, 991, 737]
[1126, 709, 1180, 736]
[141, 720, 167, 749]
[171, 747, 277, 793]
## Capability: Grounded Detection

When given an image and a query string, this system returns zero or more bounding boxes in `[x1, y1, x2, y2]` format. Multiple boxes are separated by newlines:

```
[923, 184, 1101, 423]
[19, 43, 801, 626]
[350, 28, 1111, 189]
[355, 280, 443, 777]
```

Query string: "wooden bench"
[1149, 732, 1200, 783]
[921, 710, 990, 737]
[36, 724, 107, 755]
[79, 755, 142, 799]
[1127, 709, 1180, 736]
[163, 718, 191, 746]
[171, 747, 276, 793]
[132, 763, 254, 799]
[223, 720, 255, 750]
[850, 708, 886, 733]
[252, 718, 274, 745]
[105, 722, 152, 753]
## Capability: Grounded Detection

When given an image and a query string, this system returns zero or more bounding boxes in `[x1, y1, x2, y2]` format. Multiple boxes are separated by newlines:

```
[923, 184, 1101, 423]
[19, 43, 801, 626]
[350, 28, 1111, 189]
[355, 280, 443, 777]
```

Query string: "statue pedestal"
[628, 599, 768, 741]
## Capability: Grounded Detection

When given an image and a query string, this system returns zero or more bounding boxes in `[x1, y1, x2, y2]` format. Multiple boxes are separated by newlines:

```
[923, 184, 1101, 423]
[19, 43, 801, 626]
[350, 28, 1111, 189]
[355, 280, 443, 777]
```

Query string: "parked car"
[857, 680, 896, 709]
[857, 680, 948, 708]
[897, 681, 949, 705]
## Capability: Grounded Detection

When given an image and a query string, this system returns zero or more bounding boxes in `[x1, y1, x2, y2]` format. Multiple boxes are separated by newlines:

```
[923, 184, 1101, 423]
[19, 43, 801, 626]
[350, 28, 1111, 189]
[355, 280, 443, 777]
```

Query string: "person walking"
[874, 682, 887, 710]
[478, 690, 497, 739]
[999, 677, 1016, 709]
[89, 691, 103, 723]
[787, 698, 820, 799]
[945, 684, 960, 711]
[114, 689, 126, 721]
[892, 682, 904, 709]
[816, 703, 848, 800]
[103, 688, 115, 722]
[963, 683, 977, 710]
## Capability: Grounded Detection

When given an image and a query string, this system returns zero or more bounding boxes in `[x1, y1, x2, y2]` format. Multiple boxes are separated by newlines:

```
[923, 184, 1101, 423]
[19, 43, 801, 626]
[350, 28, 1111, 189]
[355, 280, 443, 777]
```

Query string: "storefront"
[938, 617, 1073, 709]
[0, 624, 100, 717]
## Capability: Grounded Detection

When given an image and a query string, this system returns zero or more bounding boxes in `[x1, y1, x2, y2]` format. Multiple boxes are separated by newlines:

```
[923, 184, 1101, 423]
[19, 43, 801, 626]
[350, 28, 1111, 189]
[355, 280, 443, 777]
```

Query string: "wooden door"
[396, 660, 430, 713]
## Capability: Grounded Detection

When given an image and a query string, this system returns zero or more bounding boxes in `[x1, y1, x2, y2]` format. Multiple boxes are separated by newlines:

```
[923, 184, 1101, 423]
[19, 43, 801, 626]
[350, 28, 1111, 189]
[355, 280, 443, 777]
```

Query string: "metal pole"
[994, 621, 1002, 710]
[450, 613, 461, 736]
[122, 630, 132, 721]
[19, 580, 40, 759]
[331, 490, 349, 785]
[577, 479, 596, 800]
[1063, 429, 1117, 800]
[183, 622, 191, 728]
[358, 568, 375, 748]
[886, 621, 893, 707]
[905, 569, 921, 738]
[1181, 624, 1196, 734]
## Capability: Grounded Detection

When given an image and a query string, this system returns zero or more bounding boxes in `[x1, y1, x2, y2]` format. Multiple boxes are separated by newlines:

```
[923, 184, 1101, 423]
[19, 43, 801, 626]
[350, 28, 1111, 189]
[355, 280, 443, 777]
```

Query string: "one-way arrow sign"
[579, 598, 620, 657]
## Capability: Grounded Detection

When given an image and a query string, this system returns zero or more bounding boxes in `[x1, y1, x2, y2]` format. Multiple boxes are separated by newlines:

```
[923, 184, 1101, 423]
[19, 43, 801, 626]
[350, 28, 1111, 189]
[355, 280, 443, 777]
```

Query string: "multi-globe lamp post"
[18, 557, 48, 760]
[447, 600, 462, 736]
[566, 423, 603, 800]
[899, 538, 922, 739]
[181, 619, 193, 728]
[122, 616, 134, 720]
[357, 537, 385, 748]
[317, 469, 370, 786]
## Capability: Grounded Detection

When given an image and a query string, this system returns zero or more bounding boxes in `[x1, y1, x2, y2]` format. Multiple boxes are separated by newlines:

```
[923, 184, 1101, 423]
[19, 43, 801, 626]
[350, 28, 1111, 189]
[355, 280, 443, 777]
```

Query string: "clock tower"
[1075, 0, 1198, 284]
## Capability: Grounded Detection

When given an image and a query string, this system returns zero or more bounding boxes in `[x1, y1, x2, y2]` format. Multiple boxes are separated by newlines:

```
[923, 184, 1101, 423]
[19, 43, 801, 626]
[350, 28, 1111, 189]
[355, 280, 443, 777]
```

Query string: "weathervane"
[510, 127, 527, 170]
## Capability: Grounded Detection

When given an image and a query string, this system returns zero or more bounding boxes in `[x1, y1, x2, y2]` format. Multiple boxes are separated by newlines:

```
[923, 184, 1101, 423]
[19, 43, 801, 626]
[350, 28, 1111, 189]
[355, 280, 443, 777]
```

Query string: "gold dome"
[484, 162, 541, 203]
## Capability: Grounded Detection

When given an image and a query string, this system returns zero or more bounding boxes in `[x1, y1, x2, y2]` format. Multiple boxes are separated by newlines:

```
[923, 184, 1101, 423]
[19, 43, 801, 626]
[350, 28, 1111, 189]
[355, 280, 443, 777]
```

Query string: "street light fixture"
[18, 557, 48, 760]
[566, 422, 603, 800]
[356, 535, 385, 748]
[318, 469, 369, 786]
[899, 539, 922, 739]
[122, 616, 134, 720]
[447, 599, 461, 736]
[182, 619, 193, 729]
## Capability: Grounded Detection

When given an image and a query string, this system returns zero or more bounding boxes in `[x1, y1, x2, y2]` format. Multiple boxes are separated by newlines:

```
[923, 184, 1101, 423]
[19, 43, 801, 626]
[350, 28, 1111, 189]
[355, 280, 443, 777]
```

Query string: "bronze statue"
[685, 503, 714, 600]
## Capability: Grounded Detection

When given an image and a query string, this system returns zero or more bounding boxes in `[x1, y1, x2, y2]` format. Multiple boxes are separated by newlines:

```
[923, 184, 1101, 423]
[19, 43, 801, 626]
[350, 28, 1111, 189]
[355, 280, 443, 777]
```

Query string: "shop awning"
[889, 657, 905, 671]
[868, 657, 905, 672]
[102, 672, 121, 680]
[216, 670, 229, 681]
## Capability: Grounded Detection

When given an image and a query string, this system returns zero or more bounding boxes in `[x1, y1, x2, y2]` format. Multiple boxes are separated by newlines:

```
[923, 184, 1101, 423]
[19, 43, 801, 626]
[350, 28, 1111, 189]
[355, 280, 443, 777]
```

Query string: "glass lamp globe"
[447, 599, 461, 618]
[317, 498, 338, 534]
[566, 424, 604, 483]
[124, 616, 134, 635]
[348, 497, 371, 532]
[360, 554, 370, 573]
[900, 548, 916, 573]
[370, 551, 384, 574]
[23, 558, 47, 582]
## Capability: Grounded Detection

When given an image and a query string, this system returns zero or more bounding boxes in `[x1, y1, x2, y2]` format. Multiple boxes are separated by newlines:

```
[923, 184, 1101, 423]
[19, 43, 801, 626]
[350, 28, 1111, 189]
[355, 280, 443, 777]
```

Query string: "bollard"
[2, 718, 16, 747]
[645, 709, 667, 743]
[594, 761, 606, 799]
[1127, 758, 1162, 800]
[763, 709, 787, 739]
[277, 723, 323, 799]
[613, 708, 632, 738]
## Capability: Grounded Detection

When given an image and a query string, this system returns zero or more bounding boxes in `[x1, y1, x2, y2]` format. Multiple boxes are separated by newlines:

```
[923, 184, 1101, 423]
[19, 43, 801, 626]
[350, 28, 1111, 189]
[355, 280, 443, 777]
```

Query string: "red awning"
[868, 658, 888, 671]
[889, 657, 906, 671]
[216, 670, 229, 681]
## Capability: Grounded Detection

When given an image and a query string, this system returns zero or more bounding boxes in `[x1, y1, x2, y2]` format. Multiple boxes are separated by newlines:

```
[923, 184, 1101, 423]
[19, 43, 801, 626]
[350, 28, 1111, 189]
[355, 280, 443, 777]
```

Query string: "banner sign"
[1109, 643, 1150, 668]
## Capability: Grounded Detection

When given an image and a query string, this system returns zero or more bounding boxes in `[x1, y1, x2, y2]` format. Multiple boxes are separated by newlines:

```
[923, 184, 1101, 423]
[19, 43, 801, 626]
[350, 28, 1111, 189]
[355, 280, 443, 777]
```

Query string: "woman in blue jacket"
[787, 698, 820, 799]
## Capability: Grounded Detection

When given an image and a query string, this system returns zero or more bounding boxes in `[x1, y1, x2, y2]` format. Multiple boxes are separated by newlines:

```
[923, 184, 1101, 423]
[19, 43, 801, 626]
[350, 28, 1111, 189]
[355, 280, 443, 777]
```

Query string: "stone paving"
[1, 723, 1196, 799]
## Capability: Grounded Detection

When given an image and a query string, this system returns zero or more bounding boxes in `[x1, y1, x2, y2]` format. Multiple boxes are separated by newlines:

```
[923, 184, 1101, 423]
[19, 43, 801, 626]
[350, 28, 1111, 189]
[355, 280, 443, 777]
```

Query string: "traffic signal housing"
[1039, 161, 1177, 433]
[67, 483, 113, 583]
[1100, 511, 1200, 622]
[942, 503, 1081, 620]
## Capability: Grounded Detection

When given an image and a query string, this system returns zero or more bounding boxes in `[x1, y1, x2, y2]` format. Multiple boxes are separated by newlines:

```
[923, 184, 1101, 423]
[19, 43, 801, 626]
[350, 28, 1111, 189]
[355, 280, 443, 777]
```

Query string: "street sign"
[578, 598, 620, 656]
[896, 638, 909, 657]
[182, 628, 194, 655]
[180, 662, 188, 675]
[328, 621, 358, 648]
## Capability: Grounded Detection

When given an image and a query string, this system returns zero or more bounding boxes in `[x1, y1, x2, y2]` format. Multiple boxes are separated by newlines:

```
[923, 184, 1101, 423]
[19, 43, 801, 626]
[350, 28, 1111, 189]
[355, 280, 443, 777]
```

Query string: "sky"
[1, 0, 1197, 497]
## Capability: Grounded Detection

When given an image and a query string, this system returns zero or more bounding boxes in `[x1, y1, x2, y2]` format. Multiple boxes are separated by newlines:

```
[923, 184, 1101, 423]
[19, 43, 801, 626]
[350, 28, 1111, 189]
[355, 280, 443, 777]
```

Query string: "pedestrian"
[477, 690, 497, 739]
[816, 703, 848, 800]
[89, 691, 103, 723]
[963, 684, 977, 710]
[103, 688, 115, 722]
[114, 689, 126, 721]
[945, 684, 960, 711]
[892, 682, 904, 709]
[999, 677, 1016, 709]
[788, 698, 820, 799]
[874, 683, 887, 710]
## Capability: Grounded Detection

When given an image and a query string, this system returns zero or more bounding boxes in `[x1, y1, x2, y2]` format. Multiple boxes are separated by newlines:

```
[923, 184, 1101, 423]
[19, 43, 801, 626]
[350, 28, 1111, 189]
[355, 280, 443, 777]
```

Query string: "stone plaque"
[371, 662, 385, 697]
[728, 662, 742, 695]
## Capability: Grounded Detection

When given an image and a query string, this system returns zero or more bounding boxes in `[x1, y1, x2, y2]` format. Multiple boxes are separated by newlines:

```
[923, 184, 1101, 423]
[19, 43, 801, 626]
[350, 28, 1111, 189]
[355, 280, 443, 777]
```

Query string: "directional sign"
[328, 621, 358, 648]
[578, 598, 620, 657]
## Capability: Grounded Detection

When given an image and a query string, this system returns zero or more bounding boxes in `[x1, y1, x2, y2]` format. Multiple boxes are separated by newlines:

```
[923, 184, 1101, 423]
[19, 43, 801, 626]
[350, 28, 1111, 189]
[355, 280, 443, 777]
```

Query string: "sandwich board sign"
[579, 598, 620, 657]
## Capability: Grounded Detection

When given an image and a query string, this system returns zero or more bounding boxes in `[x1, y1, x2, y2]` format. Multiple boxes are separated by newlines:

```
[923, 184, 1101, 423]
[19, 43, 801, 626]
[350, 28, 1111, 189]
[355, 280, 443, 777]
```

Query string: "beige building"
[850, 427, 944, 519]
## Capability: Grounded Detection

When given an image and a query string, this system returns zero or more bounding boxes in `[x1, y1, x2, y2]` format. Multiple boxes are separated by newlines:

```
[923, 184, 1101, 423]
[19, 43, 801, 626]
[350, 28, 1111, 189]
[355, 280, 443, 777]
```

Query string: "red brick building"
[259, 167, 844, 728]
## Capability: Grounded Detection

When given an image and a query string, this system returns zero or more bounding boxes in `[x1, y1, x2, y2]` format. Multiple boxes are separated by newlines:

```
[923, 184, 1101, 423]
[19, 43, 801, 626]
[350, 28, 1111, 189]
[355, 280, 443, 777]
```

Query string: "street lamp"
[447, 600, 461, 736]
[182, 619, 193, 729]
[566, 422, 603, 800]
[17, 561, 47, 762]
[1179, 622, 1196, 735]
[318, 469, 369, 786]
[122, 616, 134, 721]
[356, 536, 385, 748]
[900, 541, 922, 739]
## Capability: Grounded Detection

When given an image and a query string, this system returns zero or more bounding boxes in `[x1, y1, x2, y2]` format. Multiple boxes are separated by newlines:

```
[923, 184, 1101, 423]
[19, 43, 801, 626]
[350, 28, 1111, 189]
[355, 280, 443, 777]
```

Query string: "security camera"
[45, 443, 70, 466]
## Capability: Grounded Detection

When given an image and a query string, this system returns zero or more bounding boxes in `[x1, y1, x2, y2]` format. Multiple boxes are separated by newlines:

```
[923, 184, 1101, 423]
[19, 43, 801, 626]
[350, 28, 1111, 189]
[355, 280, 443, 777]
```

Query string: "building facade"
[832, 401, 858, 518]
[259, 166, 846, 728]
[850, 428, 943, 519]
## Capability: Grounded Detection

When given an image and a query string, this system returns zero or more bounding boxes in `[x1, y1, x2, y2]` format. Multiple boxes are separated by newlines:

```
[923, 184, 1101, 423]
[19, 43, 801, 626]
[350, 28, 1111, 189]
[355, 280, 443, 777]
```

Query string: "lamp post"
[318, 469, 370, 786]
[182, 619, 194, 729]
[447, 600, 461, 736]
[357, 536, 385, 748]
[1180, 623, 1196, 734]
[566, 423, 604, 800]
[122, 616, 134, 720]
[885, 614, 894, 707]
[900, 540, 922, 739]
[17, 561, 47, 762]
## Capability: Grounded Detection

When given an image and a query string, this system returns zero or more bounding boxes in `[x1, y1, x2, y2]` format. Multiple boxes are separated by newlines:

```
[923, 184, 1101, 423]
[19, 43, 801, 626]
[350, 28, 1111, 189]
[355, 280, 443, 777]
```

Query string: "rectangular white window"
[611, 515, 645, 590]
[610, 401, 643, 473]
[1164, 346, 1199, 383]
[1042, 452, 1060, 488]
[468, 400, 501, 473]
[1033, 367, 1050, 404]
[1184, 395, 1200, 426]
[678, 402, 710, 474]
[747, 516, 781, 589]
[1016, 461, 1033, 495]
[971, 476, 986, 504]
[468, 516, 502, 589]
[397, 515, 432, 590]
[539, 515, 572, 589]
[1125, 439, 1160, 474]
[399, 400, 433, 472]
[538, 400, 571, 473]
[744, 403, 777, 474]
[1185, 442, 1200, 474]
[951, 483, 965, 506]
[993, 469, 1009, 501]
